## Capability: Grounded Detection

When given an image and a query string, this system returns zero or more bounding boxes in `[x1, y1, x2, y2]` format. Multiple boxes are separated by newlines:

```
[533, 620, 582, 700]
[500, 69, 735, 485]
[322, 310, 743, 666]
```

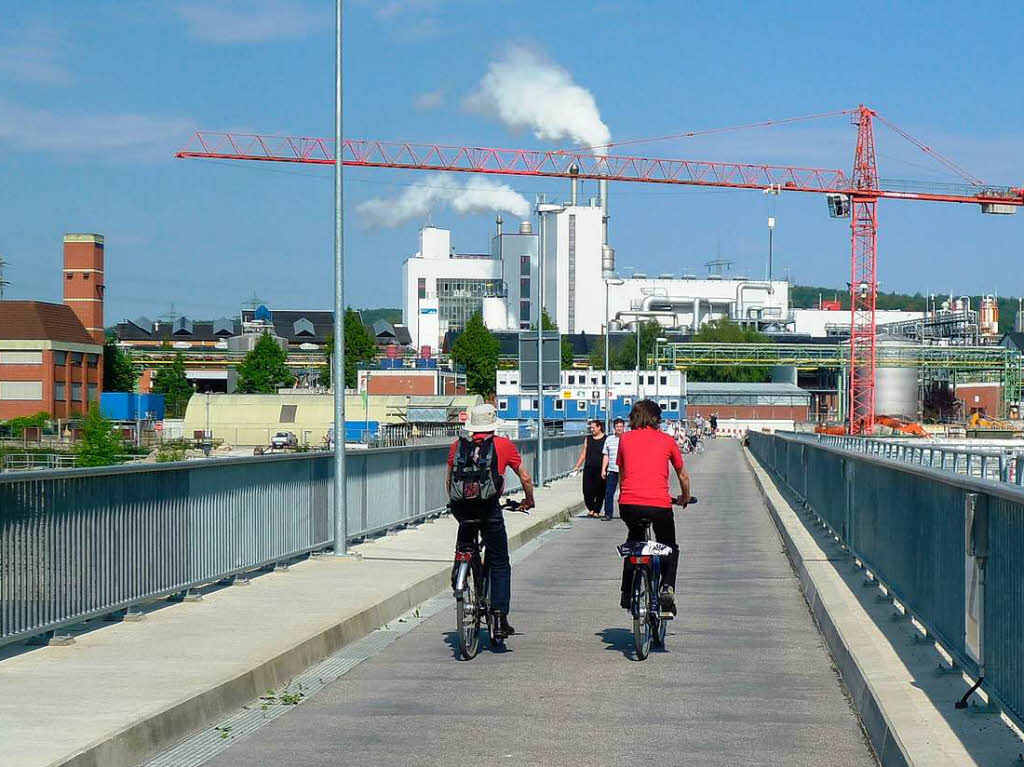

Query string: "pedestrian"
[709, 412, 718, 438]
[601, 418, 625, 520]
[572, 420, 607, 517]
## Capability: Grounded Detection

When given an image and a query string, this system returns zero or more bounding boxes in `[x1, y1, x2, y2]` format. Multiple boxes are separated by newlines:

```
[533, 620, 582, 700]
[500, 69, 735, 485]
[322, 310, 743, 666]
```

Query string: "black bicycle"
[452, 498, 530, 660]
[617, 496, 696, 661]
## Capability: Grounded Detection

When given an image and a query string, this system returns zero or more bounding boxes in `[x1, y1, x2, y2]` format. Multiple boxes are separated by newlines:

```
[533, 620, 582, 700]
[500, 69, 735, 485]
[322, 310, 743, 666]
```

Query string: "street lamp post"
[604, 273, 624, 432]
[635, 323, 641, 401]
[655, 336, 668, 401]
[535, 202, 565, 486]
[332, 0, 348, 556]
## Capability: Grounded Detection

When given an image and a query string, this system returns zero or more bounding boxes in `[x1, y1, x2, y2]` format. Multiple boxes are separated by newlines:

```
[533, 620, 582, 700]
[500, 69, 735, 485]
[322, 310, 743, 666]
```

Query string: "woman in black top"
[573, 420, 607, 517]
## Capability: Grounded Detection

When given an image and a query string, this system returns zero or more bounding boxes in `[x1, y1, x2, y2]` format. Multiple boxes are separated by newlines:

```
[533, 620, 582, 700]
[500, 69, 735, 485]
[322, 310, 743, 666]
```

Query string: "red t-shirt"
[447, 433, 522, 477]
[616, 427, 684, 508]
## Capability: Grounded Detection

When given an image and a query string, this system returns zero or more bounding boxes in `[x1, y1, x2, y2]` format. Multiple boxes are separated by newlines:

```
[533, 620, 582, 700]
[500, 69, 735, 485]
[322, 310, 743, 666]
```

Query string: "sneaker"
[491, 611, 515, 640]
[602, 515, 613, 521]
[660, 586, 677, 615]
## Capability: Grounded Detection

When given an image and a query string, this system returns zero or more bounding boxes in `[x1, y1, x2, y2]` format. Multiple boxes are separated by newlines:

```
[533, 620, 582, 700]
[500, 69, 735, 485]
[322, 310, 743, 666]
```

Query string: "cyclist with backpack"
[446, 404, 535, 640]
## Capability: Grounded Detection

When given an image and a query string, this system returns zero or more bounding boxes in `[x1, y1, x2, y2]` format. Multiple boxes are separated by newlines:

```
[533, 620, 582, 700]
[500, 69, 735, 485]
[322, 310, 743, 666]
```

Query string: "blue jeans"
[604, 471, 619, 518]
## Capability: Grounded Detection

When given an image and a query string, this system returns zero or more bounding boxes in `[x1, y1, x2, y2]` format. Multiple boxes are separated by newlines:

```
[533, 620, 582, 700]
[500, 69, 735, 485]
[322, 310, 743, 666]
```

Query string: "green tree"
[322, 308, 378, 390]
[75, 403, 123, 467]
[152, 352, 193, 417]
[540, 308, 557, 331]
[103, 335, 137, 392]
[561, 337, 575, 368]
[451, 311, 500, 397]
[688, 318, 771, 382]
[236, 332, 295, 393]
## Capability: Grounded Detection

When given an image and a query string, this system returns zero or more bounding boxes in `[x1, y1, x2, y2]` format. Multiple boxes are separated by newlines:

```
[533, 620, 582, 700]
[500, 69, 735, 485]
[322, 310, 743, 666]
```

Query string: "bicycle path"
[199, 440, 878, 767]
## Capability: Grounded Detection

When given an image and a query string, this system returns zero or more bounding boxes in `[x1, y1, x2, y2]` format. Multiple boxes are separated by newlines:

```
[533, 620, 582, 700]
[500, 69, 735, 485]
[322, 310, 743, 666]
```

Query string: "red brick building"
[0, 234, 105, 420]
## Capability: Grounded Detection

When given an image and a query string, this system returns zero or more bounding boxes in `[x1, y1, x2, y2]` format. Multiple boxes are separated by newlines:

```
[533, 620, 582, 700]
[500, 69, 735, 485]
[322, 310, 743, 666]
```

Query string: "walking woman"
[573, 420, 607, 517]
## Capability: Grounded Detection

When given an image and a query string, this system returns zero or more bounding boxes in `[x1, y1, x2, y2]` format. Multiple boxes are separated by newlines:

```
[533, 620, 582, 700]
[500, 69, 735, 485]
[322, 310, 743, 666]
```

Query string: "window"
[71, 352, 83, 364]
[590, 376, 598, 385]
[0, 351, 42, 364]
[0, 381, 43, 400]
[54, 381, 66, 400]
[280, 404, 297, 423]
[647, 375, 655, 385]
[72, 383, 83, 401]
[567, 375, 575, 384]
[669, 400, 678, 411]
[532, 398, 539, 410]
[599, 401, 606, 411]
[520, 301, 531, 323]
[498, 398, 508, 410]
[554, 399, 564, 411]
[520, 396, 533, 411]
[577, 401, 587, 412]
[87, 383, 98, 402]
[417, 277, 426, 299]
[54, 351, 66, 366]
[87, 355, 98, 368]
[520, 278, 530, 298]
[520, 255, 530, 275]
[660, 376, 667, 386]
[659, 401, 668, 410]
[623, 397, 632, 406]
[601, 375, 607, 385]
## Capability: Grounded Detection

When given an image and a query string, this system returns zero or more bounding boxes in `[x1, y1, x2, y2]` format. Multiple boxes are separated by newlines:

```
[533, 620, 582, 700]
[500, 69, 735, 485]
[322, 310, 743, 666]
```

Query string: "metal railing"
[815, 434, 1024, 485]
[0, 435, 581, 648]
[749, 431, 1024, 725]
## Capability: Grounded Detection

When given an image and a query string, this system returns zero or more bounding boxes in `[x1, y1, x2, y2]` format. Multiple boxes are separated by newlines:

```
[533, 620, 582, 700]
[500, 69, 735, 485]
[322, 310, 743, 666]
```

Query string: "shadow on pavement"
[596, 627, 635, 659]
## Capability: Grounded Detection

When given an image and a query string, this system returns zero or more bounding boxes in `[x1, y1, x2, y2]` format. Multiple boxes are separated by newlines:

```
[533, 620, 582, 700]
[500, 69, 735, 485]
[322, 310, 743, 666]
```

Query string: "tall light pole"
[535, 202, 565, 485]
[332, 0, 348, 556]
[764, 183, 780, 281]
[655, 336, 668, 401]
[635, 321, 641, 401]
[604, 273, 624, 432]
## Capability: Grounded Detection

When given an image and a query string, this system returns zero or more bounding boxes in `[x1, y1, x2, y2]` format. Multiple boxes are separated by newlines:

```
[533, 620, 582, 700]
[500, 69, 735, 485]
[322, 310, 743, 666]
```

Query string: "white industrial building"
[401, 179, 927, 352]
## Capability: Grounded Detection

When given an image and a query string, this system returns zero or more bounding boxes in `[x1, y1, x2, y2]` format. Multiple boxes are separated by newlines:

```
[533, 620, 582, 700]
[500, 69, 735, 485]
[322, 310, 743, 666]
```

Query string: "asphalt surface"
[203, 440, 877, 767]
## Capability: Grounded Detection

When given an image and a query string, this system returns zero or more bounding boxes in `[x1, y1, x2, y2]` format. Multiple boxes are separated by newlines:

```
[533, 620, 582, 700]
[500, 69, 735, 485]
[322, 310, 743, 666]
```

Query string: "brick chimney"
[62, 233, 105, 344]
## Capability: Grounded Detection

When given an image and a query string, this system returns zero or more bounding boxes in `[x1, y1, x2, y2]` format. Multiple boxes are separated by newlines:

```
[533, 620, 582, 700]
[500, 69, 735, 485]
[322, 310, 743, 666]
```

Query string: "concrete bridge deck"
[188, 441, 876, 767]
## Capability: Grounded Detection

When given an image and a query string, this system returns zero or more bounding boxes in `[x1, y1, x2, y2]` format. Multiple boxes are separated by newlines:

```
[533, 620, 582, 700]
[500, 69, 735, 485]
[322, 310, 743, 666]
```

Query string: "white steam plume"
[464, 44, 611, 154]
[356, 173, 530, 229]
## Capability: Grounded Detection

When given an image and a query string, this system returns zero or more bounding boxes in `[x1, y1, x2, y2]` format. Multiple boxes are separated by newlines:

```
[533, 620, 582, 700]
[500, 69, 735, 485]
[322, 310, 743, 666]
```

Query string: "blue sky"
[1, 0, 1023, 323]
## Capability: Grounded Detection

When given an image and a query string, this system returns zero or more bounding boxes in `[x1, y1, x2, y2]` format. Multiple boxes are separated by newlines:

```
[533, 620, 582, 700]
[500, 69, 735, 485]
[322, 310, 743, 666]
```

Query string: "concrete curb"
[57, 502, 579, 767]
[742, 446, 909, 767]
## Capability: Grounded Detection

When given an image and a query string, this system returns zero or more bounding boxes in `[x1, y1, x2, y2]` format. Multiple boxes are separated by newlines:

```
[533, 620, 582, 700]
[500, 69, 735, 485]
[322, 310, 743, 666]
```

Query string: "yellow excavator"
[967, 412, 1017, 430]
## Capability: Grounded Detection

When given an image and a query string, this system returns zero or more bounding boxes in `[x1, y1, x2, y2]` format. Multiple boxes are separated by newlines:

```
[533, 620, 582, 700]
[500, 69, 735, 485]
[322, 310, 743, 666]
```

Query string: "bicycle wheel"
[455, 563, 481, 660]
[632, 567, 653, 661]
[481, 568, 503, 648]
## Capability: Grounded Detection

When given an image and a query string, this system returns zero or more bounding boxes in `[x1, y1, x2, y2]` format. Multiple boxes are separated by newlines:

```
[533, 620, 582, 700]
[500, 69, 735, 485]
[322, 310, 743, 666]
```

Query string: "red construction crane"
[176, 105, 1024, 434]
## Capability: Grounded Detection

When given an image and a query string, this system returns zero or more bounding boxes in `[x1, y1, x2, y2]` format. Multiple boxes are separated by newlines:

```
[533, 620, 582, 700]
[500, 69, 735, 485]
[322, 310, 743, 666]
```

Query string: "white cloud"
[0, 23, 72, 85]
[414, 89, 445, 111]
[464, 43, 611, 153]
[173, 0, 326, 44]
[0, 98, 197, 161]
[356, 173, 530, 229]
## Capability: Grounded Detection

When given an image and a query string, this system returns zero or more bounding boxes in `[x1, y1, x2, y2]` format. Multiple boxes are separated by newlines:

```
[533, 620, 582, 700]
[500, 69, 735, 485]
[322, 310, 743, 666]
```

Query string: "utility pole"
[604, 274, 624, 432]
[535, 202, 565, 485]
[332, 0, 348, 556]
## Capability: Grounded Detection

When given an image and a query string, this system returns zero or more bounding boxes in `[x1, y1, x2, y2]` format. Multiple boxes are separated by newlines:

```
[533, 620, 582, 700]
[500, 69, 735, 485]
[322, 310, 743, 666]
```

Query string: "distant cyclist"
[615, 399, 690, 614]
[447, 404, 534, 640]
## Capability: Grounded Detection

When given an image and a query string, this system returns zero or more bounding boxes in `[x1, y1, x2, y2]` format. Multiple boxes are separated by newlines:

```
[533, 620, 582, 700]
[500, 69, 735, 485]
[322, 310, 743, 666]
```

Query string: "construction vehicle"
[967, 412, 1016, 430]
[815, 415, 931, 438]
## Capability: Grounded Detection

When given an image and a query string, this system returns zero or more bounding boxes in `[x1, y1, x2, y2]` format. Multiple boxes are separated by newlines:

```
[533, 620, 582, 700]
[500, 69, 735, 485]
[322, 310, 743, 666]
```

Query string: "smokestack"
[569, 162, 579, 206]
[495, 214, 503, 236]
[601, 244, 615, 274]
[600, 178, 609, 245]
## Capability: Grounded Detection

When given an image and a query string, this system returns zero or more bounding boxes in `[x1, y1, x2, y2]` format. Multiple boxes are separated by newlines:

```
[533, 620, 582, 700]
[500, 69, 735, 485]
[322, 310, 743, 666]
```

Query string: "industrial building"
[182, 392, 483, 446]
[0, 234, 105, 420]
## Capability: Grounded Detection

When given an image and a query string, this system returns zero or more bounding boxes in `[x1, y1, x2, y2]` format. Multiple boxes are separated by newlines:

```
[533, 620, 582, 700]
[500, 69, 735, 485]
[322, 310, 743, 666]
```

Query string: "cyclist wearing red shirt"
[446, 404, 534, 639]
[615, 399, 690, 613]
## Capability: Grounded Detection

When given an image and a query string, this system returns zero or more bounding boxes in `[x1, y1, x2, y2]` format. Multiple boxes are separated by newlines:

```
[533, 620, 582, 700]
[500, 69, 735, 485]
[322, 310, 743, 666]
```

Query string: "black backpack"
[450, 436, 502, 503]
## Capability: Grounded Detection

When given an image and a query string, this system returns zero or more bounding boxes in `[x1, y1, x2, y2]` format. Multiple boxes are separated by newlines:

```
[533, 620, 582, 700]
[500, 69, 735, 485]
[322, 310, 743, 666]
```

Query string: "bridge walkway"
[197, 440, 877, 767]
